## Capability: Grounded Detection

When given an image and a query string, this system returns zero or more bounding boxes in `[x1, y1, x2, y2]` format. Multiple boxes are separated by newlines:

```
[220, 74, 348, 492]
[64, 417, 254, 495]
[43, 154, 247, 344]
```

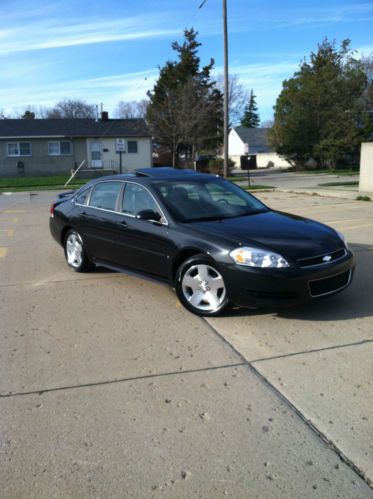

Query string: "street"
[237, 168, 360, 192]
[0, 188, 372, 498]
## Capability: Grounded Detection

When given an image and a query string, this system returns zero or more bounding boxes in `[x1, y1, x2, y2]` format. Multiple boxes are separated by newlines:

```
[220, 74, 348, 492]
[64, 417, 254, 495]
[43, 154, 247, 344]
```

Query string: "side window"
[75, 187, 92, 206]
[89, 182, 122, 211]
[122, 183, 159, 216]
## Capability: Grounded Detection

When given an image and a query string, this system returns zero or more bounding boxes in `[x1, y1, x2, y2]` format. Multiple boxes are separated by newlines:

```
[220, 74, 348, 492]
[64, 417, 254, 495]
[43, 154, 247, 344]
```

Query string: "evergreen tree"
[146, 29, 222, 166]
[240, 90, 260, 128]
[21, 110, 35, 120]
[269, 39, 371, 168]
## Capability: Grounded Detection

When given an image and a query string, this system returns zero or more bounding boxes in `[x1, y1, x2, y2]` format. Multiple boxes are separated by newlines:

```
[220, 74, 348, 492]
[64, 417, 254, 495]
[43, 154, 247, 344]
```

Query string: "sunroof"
[135, 167, 198, 178]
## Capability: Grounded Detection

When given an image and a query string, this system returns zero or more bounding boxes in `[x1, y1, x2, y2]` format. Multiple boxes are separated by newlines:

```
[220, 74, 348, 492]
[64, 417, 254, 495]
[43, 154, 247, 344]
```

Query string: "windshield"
[154, 177, 268, 222]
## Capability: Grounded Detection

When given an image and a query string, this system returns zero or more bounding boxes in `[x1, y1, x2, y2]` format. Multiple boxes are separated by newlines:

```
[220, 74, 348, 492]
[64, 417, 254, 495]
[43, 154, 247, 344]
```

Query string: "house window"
[127, 140, 138, 154]
[7, 142, 32, 157]
[48, 141, 72, 156]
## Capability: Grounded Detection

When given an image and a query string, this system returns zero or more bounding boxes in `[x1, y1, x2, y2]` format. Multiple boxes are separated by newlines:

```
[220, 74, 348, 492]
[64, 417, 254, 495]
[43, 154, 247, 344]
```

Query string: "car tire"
[64, 229, 93, 272]
[175, 254, 229, 316]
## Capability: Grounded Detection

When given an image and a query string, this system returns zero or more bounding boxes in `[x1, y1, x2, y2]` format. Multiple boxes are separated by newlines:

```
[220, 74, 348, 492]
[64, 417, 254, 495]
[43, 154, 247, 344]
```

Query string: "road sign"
[116, 138, 126, 152]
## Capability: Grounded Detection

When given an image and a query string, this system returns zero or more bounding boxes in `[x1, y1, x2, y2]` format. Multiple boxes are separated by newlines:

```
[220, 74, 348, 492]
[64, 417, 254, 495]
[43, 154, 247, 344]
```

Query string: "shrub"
[356, 195, 371, 201]
[207, 158, 235, 175]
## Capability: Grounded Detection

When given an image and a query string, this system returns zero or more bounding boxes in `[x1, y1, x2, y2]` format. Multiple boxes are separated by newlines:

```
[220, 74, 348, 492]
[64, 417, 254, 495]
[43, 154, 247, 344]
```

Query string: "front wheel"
[175, 255, 229, 316]
[64, 229, 93, 272]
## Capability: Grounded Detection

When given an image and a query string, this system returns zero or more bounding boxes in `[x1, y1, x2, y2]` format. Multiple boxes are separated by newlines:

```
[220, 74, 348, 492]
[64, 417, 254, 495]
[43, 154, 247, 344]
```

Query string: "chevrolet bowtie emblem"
[323, 255, 332, 262]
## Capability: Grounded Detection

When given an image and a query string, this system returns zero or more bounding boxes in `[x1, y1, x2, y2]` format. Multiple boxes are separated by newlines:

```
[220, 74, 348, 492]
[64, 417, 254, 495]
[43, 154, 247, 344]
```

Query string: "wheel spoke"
[210, 276, 224, 291]
[197, 265, 210, 282]
[205, 291, 219, 310]
[189, 291, 203, 307]
[183, 274, 199, 292]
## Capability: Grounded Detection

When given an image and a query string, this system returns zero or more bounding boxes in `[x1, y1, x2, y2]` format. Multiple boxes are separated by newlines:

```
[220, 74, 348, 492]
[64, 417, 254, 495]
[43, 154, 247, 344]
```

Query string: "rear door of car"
[74, 180, 124, 263]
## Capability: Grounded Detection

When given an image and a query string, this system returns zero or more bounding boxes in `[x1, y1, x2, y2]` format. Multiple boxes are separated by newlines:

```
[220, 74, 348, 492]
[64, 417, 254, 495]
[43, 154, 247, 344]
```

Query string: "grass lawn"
[317, 181, 359, 187]
[245, 184, 275, 190]
[0, 175, 87, 192]
[295, 169, 359, 176]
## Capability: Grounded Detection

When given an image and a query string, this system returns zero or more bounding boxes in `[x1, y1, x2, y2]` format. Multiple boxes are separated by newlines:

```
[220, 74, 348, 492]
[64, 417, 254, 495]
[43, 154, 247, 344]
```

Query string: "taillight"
[50, 203, 55, 218]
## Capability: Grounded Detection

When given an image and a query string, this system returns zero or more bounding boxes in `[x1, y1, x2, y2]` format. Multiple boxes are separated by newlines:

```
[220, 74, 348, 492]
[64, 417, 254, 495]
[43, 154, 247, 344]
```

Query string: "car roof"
[87, 167, 216, 184]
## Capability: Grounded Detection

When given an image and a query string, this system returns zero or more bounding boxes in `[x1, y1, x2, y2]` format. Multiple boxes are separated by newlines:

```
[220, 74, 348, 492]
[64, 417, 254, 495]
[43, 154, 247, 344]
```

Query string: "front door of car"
[112, 182, 174, 278]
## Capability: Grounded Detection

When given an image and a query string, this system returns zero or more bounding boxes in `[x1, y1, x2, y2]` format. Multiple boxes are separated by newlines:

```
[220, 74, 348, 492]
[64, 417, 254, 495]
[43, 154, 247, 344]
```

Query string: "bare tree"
[114, 99, 148, 119]
[45, 99, 96, 119]
[13, 105, 48, 119]
[215, 74, 249, 127]
[147, 78, 221, 167]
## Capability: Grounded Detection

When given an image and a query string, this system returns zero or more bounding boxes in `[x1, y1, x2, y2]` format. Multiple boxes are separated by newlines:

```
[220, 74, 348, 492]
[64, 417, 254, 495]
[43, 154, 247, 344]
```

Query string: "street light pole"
[222, 0, 229, 178]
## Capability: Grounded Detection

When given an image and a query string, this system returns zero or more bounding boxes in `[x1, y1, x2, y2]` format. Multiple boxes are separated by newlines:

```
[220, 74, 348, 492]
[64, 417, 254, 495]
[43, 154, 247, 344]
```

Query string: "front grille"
[297, 248, 346, 268]
[309, 270, 351, 297]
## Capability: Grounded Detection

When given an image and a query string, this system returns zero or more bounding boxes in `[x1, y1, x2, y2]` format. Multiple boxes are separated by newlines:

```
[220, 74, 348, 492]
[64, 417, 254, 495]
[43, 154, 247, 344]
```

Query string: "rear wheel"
[175, 255, 229, 316]
[64, 229, 93, 272]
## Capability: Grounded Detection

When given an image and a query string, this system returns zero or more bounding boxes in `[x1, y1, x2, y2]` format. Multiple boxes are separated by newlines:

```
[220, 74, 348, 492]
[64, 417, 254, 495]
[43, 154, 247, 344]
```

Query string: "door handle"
[118, 220, 128, 228]
[81, 212, 88, 218]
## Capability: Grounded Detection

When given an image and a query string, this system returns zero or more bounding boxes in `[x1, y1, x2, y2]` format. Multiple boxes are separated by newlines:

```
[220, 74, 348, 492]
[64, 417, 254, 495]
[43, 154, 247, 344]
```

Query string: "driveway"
[0, 190, 372, 498]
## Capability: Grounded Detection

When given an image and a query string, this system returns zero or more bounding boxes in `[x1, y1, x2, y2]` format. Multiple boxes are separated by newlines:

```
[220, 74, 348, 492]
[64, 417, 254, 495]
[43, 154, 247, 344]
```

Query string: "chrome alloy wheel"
[181, 264, 226, 313]
[66, 233, 83, 269]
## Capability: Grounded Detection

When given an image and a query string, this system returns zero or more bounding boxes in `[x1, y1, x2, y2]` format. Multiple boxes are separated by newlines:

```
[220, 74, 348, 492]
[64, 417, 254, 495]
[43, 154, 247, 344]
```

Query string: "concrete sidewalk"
[278, 187, 363, 200]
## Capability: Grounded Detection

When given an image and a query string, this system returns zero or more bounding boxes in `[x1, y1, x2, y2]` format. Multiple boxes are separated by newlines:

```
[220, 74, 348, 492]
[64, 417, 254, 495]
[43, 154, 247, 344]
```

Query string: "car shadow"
[222, 243, 372, 322]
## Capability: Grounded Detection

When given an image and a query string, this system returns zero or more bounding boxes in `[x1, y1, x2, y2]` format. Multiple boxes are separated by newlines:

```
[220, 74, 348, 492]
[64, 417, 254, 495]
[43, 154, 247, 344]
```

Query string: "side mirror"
[136, 209, 162, 222]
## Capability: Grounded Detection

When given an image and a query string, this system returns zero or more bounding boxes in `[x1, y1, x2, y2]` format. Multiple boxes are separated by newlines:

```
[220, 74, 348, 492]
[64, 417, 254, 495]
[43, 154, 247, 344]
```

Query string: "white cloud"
[356, 45, 373, 57]
[0, 69, 159, 116]
[214, 62, 299, 121]
[0, 14, 179, 55]
[228, 2, 373, 31]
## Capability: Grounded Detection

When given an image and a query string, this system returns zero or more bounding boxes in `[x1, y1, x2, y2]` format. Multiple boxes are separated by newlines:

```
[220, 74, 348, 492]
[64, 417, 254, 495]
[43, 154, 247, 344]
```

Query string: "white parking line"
[0, 228, 15, 237]
[338, 223, 373, 231]
[0, 217, 18, 224]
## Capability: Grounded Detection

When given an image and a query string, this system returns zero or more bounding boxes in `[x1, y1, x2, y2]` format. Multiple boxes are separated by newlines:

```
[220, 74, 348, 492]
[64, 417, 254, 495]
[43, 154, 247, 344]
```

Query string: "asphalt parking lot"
[0, 190, 372, 498]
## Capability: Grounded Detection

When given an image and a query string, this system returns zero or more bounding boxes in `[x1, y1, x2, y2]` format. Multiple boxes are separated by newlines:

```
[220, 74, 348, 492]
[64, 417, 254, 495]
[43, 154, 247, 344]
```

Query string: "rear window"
[75, 187, 92, 206]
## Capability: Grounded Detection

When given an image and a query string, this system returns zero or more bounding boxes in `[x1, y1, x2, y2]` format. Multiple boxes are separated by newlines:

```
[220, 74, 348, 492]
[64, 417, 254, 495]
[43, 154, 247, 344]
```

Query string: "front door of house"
[90, 140, 103, 168]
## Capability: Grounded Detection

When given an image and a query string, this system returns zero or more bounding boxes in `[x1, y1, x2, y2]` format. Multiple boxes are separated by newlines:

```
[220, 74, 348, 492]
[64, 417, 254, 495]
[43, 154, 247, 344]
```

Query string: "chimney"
[101, 111, 109, 121]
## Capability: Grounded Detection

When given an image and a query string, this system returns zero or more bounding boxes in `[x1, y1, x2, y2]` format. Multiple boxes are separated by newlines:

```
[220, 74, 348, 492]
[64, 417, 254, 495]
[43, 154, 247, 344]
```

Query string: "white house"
[229, 127, 289, 169]
[0, 114, 152, 177]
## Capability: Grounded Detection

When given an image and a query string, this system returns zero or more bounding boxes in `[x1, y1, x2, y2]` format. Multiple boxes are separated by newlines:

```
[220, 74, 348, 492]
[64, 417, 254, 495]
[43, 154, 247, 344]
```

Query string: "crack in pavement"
[202, 317, 373, 490]
[0, 273, 127, 288]
[0, 362, 246, 399]
[249, 339, 373, 364]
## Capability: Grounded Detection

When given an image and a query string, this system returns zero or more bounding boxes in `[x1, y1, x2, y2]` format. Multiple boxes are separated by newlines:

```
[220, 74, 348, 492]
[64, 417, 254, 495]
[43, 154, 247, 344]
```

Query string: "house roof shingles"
[0, 118, 151, 139]
[233, 127, 271, 153]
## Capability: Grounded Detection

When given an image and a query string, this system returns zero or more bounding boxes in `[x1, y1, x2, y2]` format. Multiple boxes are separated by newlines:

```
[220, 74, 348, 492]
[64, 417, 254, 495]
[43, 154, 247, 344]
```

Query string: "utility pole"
[223, 0, 229, 178]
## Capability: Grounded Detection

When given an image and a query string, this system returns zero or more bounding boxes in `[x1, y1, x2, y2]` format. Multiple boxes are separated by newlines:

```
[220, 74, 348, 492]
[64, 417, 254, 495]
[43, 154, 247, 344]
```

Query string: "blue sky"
[0, 0, 372, 122]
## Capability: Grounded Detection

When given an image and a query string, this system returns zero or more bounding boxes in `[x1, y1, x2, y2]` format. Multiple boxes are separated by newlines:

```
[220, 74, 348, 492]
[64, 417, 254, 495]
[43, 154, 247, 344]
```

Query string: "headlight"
[230, 246, 290, 268]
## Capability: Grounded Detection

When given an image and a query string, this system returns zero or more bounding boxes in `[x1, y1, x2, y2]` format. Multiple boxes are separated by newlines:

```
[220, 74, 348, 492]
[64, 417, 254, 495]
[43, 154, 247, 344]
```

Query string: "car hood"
[188, 210, 343, 261]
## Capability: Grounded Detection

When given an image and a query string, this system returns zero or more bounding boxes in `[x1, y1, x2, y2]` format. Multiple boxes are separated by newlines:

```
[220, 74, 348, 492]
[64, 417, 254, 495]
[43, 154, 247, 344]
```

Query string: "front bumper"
[221, 250, 355, 309]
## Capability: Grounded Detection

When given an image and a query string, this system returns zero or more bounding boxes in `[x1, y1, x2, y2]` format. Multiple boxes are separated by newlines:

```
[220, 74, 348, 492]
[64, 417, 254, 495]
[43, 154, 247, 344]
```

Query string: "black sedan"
[50, 167, 354, 316]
